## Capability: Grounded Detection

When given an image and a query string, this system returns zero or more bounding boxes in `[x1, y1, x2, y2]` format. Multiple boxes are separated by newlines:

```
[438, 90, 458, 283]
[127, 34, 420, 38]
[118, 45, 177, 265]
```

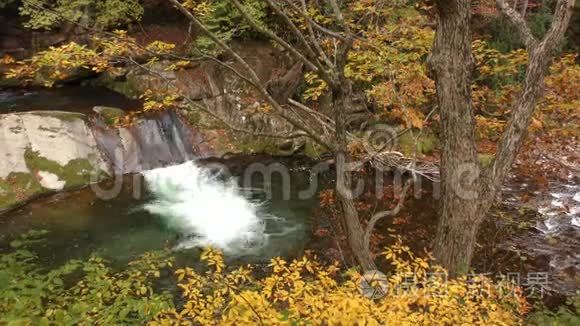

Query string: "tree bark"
[333, 81, 377, 272]
[336, 154, 377, 272]
[430, 0, 574, 275]
[521, 0, 529, 16]
[428, 0, 487, 275]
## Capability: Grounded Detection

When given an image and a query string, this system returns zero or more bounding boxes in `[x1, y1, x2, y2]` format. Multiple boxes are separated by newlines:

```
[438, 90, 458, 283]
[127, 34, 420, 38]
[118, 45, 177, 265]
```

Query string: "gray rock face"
[92, 110, 212, 174]
[0, 109, 212, 211]
[0, 111, 109, 179]
[0, 111, 110, 210]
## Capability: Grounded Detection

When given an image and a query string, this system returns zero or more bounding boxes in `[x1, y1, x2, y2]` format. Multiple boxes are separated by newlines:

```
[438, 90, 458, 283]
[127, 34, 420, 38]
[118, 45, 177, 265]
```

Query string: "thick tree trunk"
[332, 82, 376, 272]
[430, 0, 574, 275]
[433, 213, 482, 273]
[429, 0, 487, 275]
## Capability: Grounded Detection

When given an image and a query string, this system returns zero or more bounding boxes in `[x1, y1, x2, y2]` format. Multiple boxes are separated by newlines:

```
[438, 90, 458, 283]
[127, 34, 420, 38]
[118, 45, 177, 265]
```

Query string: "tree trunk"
[335, 153, 377, 271]
[429, 0, 574, 275]
[429, 0, 487, 275]
[332, 82, 376, 272]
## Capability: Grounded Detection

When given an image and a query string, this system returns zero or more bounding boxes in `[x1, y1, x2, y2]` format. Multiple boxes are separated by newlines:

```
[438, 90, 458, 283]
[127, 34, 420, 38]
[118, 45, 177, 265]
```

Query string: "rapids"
[142, 161, 270, 254]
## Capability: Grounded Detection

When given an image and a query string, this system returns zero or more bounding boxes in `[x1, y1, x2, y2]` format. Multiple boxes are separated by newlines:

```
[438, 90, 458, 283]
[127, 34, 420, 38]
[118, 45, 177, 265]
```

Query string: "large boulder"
[0, 111, 111, 210]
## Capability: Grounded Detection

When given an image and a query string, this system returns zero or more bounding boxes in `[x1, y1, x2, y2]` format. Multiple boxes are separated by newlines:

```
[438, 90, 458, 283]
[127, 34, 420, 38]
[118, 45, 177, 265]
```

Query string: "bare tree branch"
[327, 0, 351, 34]
[364, 179, 413, 252]
[296, 0, 336, 68]
[229, 0, 322, 74]
[489, 0, 575, 188]
[520, 0, 529, 16]
[167, 0, 332, 149]
[539, 0, 575, 50]
[259, 0, 329, 71]
[126, 57, 307, 140]
[282, 0, 347, 41]
[289, 98, 335, 125]
[496, 0, 538, 49]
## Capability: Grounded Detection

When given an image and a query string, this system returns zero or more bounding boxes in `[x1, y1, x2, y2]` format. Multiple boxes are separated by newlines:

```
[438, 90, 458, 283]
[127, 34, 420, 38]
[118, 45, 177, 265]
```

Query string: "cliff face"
[0, 109, 212, 212]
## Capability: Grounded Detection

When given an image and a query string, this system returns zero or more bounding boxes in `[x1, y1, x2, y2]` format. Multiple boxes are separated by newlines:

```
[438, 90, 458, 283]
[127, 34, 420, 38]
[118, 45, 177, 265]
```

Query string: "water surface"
[0, 158, 319, 267]
[0, 85, 141, 114]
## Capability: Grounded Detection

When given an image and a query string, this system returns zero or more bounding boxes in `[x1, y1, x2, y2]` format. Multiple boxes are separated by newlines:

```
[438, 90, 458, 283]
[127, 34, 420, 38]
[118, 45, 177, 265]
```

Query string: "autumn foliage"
[151, 241, 526, 325]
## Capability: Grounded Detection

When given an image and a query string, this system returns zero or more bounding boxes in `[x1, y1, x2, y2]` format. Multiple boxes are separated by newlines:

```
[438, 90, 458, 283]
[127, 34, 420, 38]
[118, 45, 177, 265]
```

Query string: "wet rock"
[91, 110, 213, 174]
[93, 41, 306, 155]
[93, 106, 126, 125]
[0, 109, 213, 211]
[0, 111, 108, 180]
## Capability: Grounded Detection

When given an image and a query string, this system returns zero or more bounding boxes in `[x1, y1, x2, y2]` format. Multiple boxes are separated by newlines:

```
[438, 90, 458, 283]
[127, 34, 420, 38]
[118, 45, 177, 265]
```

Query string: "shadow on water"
[0, 85, 141, 114]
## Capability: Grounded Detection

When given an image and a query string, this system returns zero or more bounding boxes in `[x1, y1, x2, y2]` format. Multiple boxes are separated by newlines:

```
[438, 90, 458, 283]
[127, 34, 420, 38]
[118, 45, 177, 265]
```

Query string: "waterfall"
[141, 161, 269, 254]
[92, 110, 213, 174]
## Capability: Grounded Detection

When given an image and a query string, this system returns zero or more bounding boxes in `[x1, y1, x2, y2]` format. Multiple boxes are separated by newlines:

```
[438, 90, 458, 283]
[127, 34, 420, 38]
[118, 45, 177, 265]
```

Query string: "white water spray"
[141, 161, 269, 254]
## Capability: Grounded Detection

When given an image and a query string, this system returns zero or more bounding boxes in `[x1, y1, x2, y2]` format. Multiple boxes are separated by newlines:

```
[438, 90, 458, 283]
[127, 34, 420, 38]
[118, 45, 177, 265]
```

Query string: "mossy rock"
[33, 111, 87, 122]
[0, 172, 42, 209]
[0, 150, 109, 211]
[93, 106, 126, 126]
[93, 71, 142, 99]
[225, 133, 305, 157]
[236, 136, 282, 155]
[398, 131, 439, 156]
[24, 148, 106, 188]
[303, 141, 327, 159]
[184, 110, 202, 126]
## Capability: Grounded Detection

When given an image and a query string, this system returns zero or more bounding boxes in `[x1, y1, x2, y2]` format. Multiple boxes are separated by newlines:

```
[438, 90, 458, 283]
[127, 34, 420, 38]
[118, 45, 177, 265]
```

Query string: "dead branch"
[364, 179, 414, 252]
[167, 0, 332, 149]
[490, 0, 574, 187]
[496, 0, 538, 49]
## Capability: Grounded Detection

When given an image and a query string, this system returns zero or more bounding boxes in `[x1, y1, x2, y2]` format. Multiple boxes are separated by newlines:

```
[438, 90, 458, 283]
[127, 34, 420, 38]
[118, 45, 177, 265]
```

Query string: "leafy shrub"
[304, 1, 435, 130]
[185, 0, 269, 54]
[0, 231, 173, 325]
[17, 0, 143, 30]
[488, 15, 525, 53]
[5, 42, 105, 87]
[487, 0, 567, 53]
[528, 296, 580, 326]
[0, 231, 529, 325]
[152, 240, 526, 325]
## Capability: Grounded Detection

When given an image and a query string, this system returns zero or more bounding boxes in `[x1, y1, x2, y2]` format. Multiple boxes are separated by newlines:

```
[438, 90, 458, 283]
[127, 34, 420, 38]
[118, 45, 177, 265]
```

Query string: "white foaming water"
[141, 161, 268, 254]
